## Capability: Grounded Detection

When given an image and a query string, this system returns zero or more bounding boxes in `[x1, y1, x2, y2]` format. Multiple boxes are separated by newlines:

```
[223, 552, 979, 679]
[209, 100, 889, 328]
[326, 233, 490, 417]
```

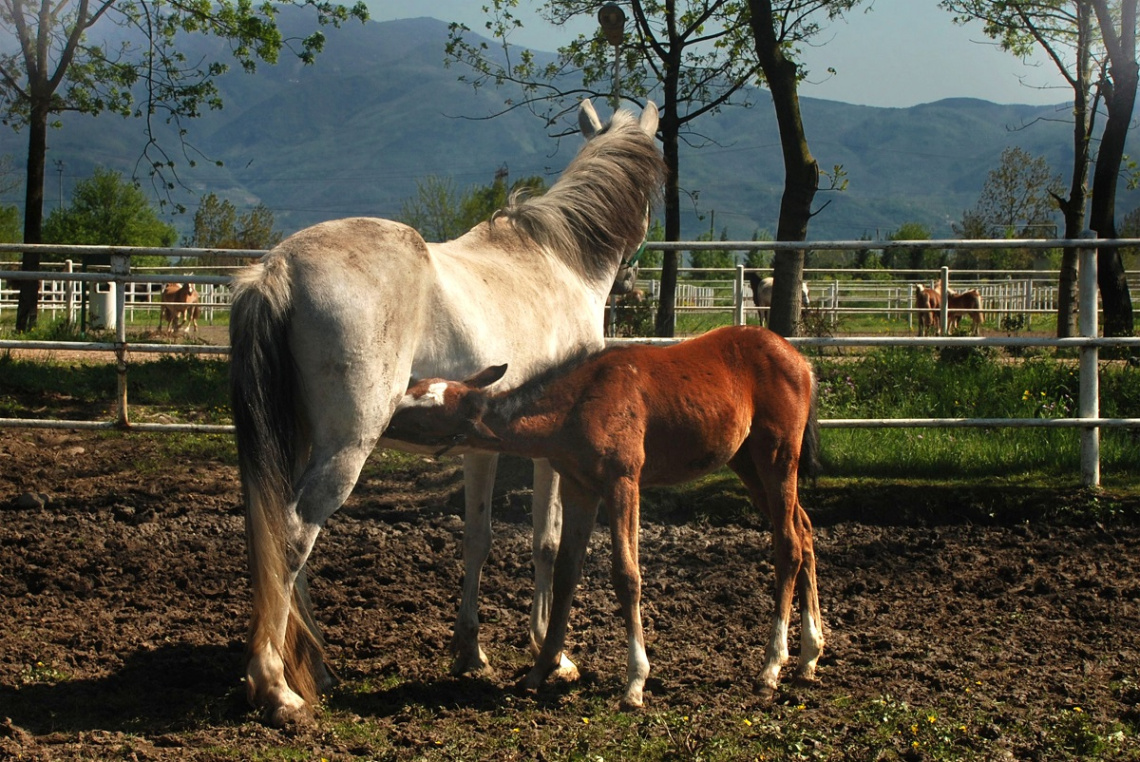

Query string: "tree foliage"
[447, 0, 763, 337]
[42, 167, 175, 266]
[189, 193, 283, 251]
[952, 147, 1062, 269]
[1, 0, 367, 329]
[688, 227, 737, 277]
[399, 169, 546, 243]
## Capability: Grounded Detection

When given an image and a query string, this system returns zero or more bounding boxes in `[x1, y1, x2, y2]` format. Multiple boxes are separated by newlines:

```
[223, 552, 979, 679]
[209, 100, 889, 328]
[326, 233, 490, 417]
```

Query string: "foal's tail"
[229, 257, 323, 708]
[799, 370, 822, 484]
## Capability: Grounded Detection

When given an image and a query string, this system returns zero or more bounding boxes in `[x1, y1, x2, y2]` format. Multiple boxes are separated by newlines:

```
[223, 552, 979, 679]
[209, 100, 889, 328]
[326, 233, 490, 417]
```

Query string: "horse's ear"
[579, 99, 603, 139]
[464, 364, 508, 389]
[639, 101, 659, 137]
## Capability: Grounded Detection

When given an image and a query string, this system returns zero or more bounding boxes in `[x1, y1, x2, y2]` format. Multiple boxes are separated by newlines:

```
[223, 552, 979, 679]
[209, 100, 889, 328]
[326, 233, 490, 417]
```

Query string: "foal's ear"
[463, 364, 508, 389]
[639, 101, 659, 137]
[579, 99, 603, 139]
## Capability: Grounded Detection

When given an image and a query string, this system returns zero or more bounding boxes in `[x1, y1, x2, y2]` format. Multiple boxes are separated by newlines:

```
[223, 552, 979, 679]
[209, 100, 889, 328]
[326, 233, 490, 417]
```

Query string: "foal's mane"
[495, 108, 666, 283]
[486, 344, 625, 422]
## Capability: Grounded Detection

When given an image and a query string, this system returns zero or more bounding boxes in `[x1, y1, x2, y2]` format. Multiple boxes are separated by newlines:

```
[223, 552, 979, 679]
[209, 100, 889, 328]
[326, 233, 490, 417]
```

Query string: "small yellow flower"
[1073, 706, 1083, 713]
[911, 724, 919, 735]
[582, 717, 590, 725]
[742, 718, 752, 727]
[928, 714, 936, 723]
[912, 741, 920, 749]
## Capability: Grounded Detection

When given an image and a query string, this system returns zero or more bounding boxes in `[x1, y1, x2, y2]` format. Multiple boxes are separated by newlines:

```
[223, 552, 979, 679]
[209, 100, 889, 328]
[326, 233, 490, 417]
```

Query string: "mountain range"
[3, 13, 1137, 242]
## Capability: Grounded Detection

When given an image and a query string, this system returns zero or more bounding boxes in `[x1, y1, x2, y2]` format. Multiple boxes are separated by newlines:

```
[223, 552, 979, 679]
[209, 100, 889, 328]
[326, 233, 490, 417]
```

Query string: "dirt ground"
[1, 428, 1139, 760]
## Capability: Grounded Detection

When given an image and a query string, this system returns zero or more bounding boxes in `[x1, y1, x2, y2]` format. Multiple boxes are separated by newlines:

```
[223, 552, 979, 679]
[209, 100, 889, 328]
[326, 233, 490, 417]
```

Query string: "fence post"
[112, 253, 131, 428]
[734, 264, 745, 326]
[1078, 231, 1099, 487]
[939, 266, 950, 334]
[65, 260, 75, 325]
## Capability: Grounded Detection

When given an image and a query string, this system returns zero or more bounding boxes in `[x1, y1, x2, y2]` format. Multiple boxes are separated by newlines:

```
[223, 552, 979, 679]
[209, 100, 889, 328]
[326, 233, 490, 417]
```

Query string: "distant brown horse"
[934, 282, 984, 334]
[913, 284, 941, 336]
[386, 325, 822, 709]
[158, 283, 200, 334]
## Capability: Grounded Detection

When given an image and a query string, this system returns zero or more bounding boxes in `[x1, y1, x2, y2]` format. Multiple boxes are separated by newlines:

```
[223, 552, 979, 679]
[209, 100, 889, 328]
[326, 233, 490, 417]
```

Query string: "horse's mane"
[494, 108, 666, 283]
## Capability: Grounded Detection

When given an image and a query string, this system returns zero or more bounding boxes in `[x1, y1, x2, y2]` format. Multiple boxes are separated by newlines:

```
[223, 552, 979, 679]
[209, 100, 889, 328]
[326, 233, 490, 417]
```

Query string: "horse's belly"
[639, 429, 744, 486]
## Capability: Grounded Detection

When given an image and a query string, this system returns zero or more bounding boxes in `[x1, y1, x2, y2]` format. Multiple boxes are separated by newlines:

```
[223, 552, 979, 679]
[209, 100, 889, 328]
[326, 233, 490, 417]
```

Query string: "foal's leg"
[606, 476, 650, 709]
[523, 478, 599, 691]
[794, 503, 824, 682]
[450, 451, 499, 676]
[529, 459, 578, 680]
[728, 444, 804, 695]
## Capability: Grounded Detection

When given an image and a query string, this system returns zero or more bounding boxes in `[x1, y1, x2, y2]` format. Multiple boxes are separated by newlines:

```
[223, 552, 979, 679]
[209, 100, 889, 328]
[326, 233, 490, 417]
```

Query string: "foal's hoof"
[449, 648, 494, 679]
[548, 653, 580, 684]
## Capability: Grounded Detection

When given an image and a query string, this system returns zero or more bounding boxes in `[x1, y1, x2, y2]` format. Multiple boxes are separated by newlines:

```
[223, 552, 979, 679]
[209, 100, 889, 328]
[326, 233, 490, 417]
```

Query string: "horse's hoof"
[316, 663, 341, 694]
[520, 665, 550, 692]
[753, 681, 778, 706]
[449, 655, 494, 679]
[793, 673, 819, 688]
[619, 694, 645, 711]
[548, 653, 580, 684]
[265, 702, 315, 729]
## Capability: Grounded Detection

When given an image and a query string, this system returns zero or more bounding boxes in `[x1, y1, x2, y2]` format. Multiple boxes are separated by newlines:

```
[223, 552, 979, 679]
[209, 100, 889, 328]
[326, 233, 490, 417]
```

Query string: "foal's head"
[386, 364, 507, 448]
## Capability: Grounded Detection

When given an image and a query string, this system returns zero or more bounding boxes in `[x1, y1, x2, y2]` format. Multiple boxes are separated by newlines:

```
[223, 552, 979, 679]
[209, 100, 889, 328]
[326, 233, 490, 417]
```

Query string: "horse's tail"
[799, 369, 822, 485]
[229, 257, 322, 709]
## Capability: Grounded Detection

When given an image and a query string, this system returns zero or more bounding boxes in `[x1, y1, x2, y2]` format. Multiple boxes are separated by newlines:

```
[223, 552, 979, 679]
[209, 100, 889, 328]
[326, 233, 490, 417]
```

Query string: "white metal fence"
[2, 238, 1139, 487]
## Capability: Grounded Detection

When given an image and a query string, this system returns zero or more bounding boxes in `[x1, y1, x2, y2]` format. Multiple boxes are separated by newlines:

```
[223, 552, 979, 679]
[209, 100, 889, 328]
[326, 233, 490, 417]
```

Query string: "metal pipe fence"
[2, 238, 1139, 486]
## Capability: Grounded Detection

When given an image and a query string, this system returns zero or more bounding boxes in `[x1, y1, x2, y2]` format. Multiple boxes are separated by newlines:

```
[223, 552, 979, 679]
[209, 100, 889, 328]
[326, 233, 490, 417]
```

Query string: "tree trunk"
[1089, 0, 1137, 337]
[1056, 4, 1094, 339]
[655, 101, 681, 337]
[748, 0, 817, 338]
[15, 101, 49, 332]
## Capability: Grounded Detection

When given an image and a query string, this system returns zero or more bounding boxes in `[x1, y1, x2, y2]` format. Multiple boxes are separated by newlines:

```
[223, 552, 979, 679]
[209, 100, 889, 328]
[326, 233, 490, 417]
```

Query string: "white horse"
[744, 273, 810, 326]
[228, 100, 665, 725]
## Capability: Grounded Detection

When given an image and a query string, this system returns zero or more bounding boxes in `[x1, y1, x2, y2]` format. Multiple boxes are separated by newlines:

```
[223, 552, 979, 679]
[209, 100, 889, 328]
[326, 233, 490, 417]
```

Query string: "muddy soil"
[1, 429, 1139, 760]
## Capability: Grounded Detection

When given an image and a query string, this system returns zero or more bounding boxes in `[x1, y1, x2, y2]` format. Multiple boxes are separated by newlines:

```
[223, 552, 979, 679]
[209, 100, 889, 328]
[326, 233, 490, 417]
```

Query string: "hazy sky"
[368, 0, 1071, 108]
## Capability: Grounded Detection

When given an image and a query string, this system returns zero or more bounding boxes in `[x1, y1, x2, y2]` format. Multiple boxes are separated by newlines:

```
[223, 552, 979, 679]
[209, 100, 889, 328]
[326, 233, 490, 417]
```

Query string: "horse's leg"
[247, 440, 376, 726]
[793, 503, 823, 683]
[450, 451, 499, 676]
[528, 459, 579, 680]
[605, 476, 649, 709]
[728, 442, 804, 696]
[522, 477, 599, 692]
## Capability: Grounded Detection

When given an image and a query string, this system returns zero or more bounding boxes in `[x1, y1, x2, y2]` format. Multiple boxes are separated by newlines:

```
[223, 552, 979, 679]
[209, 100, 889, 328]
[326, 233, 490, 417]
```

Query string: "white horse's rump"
[229, 101, 665, 725]
[744, 273, 810, 326]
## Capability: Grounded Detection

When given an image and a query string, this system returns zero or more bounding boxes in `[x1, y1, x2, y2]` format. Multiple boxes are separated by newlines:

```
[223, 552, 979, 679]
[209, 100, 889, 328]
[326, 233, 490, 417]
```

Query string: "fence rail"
[2, 238, 1139, 487]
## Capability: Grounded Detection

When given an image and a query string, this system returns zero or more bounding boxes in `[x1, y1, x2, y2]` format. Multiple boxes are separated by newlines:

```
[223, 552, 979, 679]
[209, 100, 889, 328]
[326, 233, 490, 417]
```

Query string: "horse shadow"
[0, 642, 248, 735]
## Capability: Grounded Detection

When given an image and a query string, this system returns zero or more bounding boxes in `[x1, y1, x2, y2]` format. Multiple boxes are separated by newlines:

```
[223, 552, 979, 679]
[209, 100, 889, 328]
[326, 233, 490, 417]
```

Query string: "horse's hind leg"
[792, 503, 823, 682]
[728, 442, 808, 696]
[450, 451, 499, 676]
[247, 440, 376, 726]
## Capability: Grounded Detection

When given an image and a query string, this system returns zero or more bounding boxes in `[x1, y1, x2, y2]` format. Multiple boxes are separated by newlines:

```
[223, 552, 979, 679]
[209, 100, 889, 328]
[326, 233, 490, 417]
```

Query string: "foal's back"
[569, 326, 813, 486]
